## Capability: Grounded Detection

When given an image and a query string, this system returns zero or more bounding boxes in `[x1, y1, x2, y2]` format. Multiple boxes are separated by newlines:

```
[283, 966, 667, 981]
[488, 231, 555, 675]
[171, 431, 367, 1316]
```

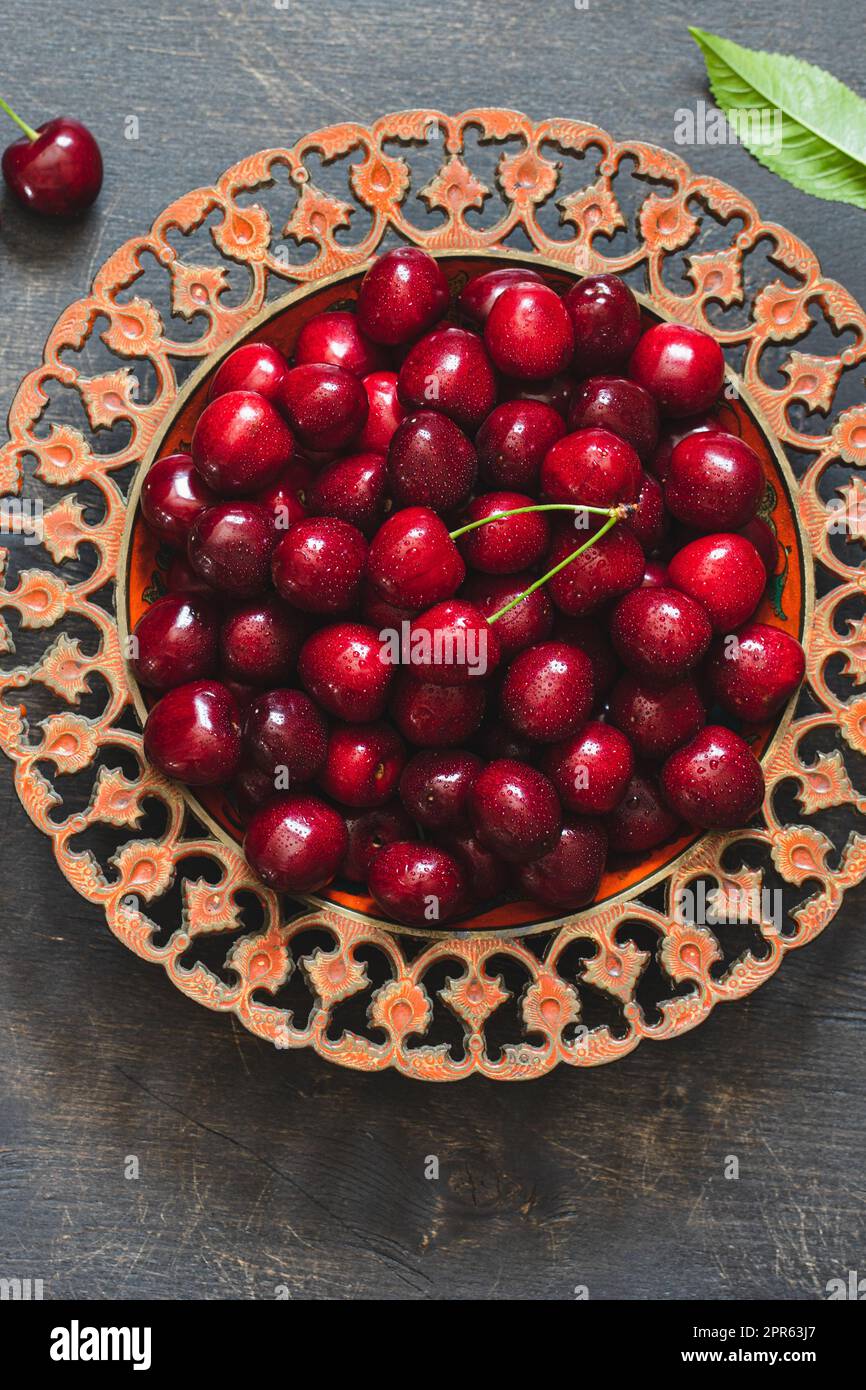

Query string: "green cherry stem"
[487, 514, 619, 623]
[0, 97, 38, 142]
[449, 501, 618, 542]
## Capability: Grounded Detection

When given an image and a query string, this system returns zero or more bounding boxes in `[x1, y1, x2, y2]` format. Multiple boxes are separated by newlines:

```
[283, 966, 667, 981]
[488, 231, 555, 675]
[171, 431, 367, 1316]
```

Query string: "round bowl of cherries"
[120, 248, 807, 934]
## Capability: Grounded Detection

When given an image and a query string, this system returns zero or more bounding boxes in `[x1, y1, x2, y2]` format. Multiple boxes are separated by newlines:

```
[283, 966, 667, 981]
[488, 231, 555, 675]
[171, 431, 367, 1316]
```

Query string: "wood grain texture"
[0, 0, 864, 1300]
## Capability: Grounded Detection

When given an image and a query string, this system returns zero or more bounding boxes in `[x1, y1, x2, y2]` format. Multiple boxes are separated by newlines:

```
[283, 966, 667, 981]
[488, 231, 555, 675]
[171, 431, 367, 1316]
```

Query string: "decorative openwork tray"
[1, 110, 863, 1081]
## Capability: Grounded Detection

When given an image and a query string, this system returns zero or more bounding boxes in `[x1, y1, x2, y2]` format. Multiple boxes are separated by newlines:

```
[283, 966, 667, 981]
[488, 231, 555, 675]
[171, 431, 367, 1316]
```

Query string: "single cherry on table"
[1, 99, 102, 214]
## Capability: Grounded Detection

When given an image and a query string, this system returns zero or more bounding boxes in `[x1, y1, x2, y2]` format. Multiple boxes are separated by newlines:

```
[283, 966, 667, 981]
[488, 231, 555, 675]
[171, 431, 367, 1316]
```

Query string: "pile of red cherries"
[134, 248, 805, 927]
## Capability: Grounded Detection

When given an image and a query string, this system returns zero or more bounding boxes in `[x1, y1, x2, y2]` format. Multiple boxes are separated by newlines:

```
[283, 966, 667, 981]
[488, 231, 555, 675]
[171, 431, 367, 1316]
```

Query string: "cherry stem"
[487, 512, 622, 624]
[449, 501, 618, 542]
[0, 96, 38, 142]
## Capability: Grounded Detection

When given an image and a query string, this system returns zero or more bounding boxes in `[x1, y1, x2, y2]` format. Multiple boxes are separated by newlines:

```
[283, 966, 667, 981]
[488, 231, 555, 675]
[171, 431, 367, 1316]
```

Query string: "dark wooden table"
[1, 0, 864, 1301]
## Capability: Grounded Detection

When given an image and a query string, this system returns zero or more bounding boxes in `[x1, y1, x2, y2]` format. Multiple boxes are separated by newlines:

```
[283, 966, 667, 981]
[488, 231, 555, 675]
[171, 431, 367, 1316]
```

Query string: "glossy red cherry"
[610, 586, 712, 682]
[367, 506, 465, 608]
[357, 371, 406, 452]
[342, 803, 415, 881]
[407, 599, 500, 686]
[547, 522, 645, 616]
[443, 833, 510, 903]
[517, 818, 608, 910]
[568, 376, 659, 461]
[144, 679, 241, 786]
[397, 326, 496, 432]
[457, 266, 543, 325]
[388, 410, 477, 513]
[458, 490, 550, 573]
[293, 310, 386, 377]
[501, 641, 593, 742]
[609, 674, 706, 761]
[707, 622, 805, 722]
[641, 559, 670, 588]
[540, 427, 642, 508]
[399, 749, 482, 831]
[469, 759, 561, 864]
[208, 342, 289, 405]
[271, 516, 368, 614]
[661, 725, 765, 828]
[306, 451, 387, 536]
[565, 274, 642, 375]
[356, 247, 450, 346]
[368, 841, 466, 926]
[485, 283, 574, 380]
[648, 412, 722, 483]
[319, 722, 406, 808]
[666, 430, 764, 532]
[629, 322, 725, 418]
[192, 390, 294, 497]
[219, 595, 304, 686]
[244, 688, 328, 784]
[739, 515, 778, 578]
[255, 458, 313, 534]
[277, 363, 368, 452]
[389, 672, 486, 747]
[299, 622, 393, 722]
[626, 472, 666, 552]
[141, 453, 217, 546]
[245, 794, 348, 893]
[667, 533, 765, 632]
[2, 114, 102, 215]
[131, 593, 219, 691]
[605, 771, 681, 852]
[551, 615, 619, 697]
[543, 721, 634, 816]
[509, 372, 575, 419]
[476, 399, 565, 491]
[461, 572, 553, 660]
[187, 503, 275, 596]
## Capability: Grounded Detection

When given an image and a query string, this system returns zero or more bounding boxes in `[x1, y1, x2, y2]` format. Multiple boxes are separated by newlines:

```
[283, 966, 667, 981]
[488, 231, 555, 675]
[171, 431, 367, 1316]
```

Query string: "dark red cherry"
[517, 818, 608, 910]
[342, 803, 415, 881]
[223, 678, 258, 718]
[244, 687, 328, 784]
[543, 722, 634, 816]
[540, 427, 642, 508]
[501, 641, 593, 742]
[625, 471, 667, 552]
[294, 310, 386, 377]
[469, 759, 561, 864]
[458, 490, 550, 573]
[568, 375, 659, 461]
[476, 399, 566, 491]
[739, 515, 778, 578]
[508, 372, 575, 419]
[389, 673, 486, 747]
[141, 452, 217, 546]
[485, 283, 574, 380]
[277, 363, 368, 452]
[667, 533, 765, 632]
[443, 833, 510, 903]
[388, 410, 477, 512]
[629, 322, 725, 418]
[166, 552, 213, 594]
[271, 516, 367, 614]
[707, 622, 805, 722]
[565, 274, 641, 375]
[605, 771, 681, 852]
[610, 586, 712, 682]
[2, 115, 102, 215]
[397, 326, 496, 432]
[479, 724, 535, 762]
[319, 722, 406, 808]
[609, 674, 706, 761]
[192, 390, 295, 496]
[356, 247, 450, 346]
[648, 412, 721, 483]
[306, 451, 387, 536]
[254, 458, 314, 532]
[368, 841, 466, 926]
[551, 615, 619, 697]
[461, 572, 553, 660]
[547, 522, 645, 616]
[360, 583, 417, 631]
[299, 622, 393, 722]
[233, 758, 279, 822]
[131, 592, 219, 691]
[407, 599, 500, 686]
[661, 725, 764, 828]
[399, 749, 482, 831]
[641, 559, 670, 588]
[357, 370, 406, 452]
[245, 794, 348, 892]
[219, 595, 304, 686]
[666, 430, 764, 531]
[187, 503, 275, 596]
[367, 506, 465, 608]
[143, 679, 241, 786]
[457, 266, 543, 325]
[208, 342, 289, 405]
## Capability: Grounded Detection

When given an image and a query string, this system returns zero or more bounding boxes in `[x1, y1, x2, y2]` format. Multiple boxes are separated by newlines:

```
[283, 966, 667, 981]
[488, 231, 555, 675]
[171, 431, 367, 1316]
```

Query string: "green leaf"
[689, 26, 866, 209]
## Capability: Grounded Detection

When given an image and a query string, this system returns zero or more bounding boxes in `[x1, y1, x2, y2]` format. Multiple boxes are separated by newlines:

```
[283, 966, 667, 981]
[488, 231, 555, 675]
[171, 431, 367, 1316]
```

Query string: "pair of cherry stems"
[449, 501, 632, 623]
